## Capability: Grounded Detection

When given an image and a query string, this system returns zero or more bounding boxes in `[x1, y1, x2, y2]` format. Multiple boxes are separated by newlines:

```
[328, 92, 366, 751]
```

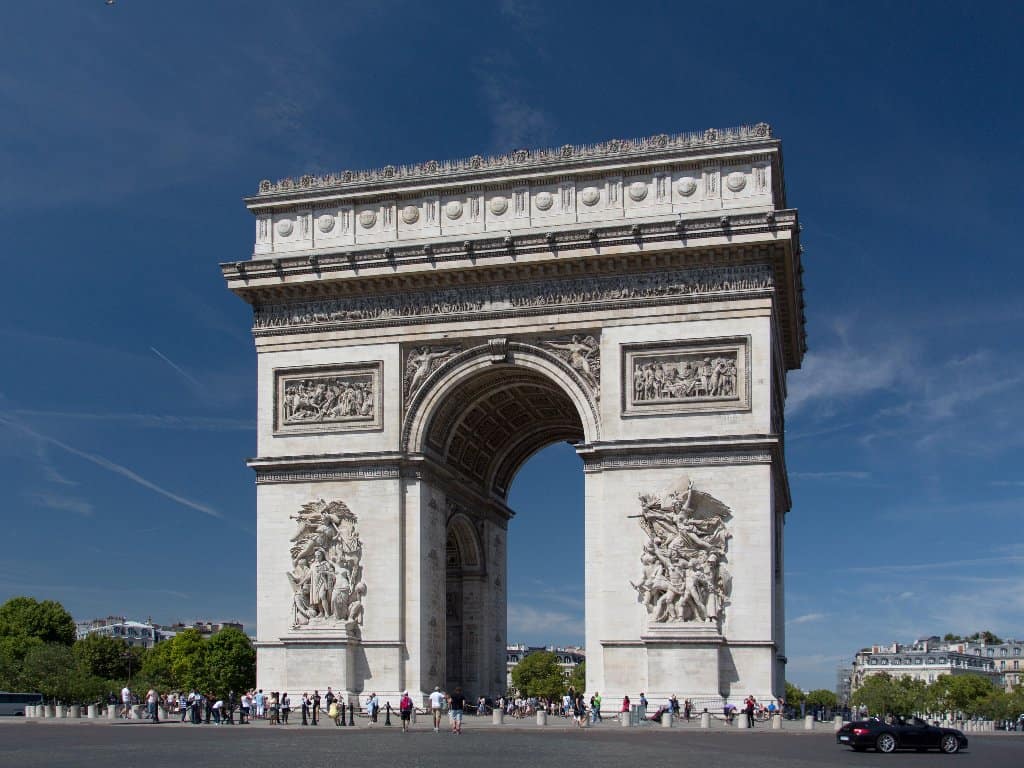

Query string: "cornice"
[248, 123, 775, 202]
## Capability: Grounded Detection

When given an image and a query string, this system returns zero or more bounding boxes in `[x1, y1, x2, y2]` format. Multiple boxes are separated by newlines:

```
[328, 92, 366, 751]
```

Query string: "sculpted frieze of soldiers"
[287, 499, 366, 631]
[630, 478, 732, 626]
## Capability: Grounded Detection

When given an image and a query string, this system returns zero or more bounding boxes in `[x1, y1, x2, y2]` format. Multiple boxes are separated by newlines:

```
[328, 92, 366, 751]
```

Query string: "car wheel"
[940, 734, 960, 754]
[876, 733, 897, 753]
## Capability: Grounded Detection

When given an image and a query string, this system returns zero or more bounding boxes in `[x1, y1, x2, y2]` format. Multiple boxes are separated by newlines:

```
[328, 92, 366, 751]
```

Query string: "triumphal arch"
[223, 123, 806, 707]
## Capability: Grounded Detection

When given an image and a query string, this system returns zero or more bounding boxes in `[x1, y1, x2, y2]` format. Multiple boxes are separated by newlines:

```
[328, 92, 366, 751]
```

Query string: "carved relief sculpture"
[288, 499, 366, 631]
[275, 363, 382, 434]
[404, 345, 460, 399]
[545, 334, 600, 395]
[630, 478, 732, 626]
[622, 338, 749, 416]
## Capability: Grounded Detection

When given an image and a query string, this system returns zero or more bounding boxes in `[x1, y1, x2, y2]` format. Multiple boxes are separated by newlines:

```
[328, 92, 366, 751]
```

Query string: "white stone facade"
[224, 124, 805, 707]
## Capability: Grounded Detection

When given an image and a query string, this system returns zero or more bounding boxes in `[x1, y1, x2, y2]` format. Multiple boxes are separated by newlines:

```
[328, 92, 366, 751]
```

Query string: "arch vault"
[227, 124, 806, 708]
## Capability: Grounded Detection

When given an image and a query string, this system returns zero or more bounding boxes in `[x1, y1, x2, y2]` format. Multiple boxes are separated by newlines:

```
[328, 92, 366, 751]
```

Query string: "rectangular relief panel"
[622, 337, 750, 416]
[274, 361, 383, 435]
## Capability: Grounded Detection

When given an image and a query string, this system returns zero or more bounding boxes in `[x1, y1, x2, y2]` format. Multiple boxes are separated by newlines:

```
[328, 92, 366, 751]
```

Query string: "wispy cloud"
[0, 416, 222, 519]
[8, 409, 253, 432]
[992, 480, 1024, 487]
[507, 602, 582, 645]
[790, 471, 871, 480]
[475, 61, 555, 151]
[787, 612, 827, 626]
[150, 346, 203, 390]
[25, 490, 94, 517]
[842, 555, 1024, 574]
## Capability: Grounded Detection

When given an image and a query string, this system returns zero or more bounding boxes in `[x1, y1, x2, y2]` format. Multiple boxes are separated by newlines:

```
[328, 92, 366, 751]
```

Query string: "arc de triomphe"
[223, 123, 805, 707]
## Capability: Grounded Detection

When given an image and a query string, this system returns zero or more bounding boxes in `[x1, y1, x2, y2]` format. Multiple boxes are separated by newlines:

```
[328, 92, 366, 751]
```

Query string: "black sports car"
[836, 716, 968, 753]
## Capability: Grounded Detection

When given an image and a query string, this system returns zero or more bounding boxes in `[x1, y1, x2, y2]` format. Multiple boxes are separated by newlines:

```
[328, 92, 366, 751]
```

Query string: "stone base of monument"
[492, 710, 504, 725]
[804, 715, 814, 730]
[536, 710, 547, 726]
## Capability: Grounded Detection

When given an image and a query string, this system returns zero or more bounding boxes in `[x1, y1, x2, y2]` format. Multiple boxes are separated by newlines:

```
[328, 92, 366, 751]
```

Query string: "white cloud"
[25, 491, 93, 517]
[507, 602, 582, 646]
[789, 471, 870, 480]
[787, 612, 827, 626]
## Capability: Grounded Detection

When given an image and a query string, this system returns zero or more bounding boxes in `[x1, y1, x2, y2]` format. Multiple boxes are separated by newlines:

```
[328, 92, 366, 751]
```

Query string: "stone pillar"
[736, 714, 749, 729]
[68, 705, 81, 719]
[771, 713, 782, 729]
[160, 706, 169, 720]
[620, 711, 632, 727]
[492, 709, 504, 725]
[700, 711, 710, 729]
[833, 715, 843, 731]
[536, 710, 547, 726]
[661, 712, 673, 728]
[54, 705, 66, 718]
[804, 715, 814, 730]
[107, 705, 117, 720]
[45, 705, 55, 718]
[87, 705, 99, 719]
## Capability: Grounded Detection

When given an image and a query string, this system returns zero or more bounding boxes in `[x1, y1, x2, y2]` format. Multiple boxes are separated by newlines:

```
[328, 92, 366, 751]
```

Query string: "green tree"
[169, 629, 210, 691]
[569, 661, 586, 694]
[205, 628, 256, 698]
[20, 643, 106, 704]
[805, 689, 838, 710]
[511, 651, 566, 699]
[0, 597, 76, 645]
[73, 633, 130, 681]
[137, 639, 177, 692]
[966, 630, 1003, 645]
[784, 681, 805, 708]
[929, 674, 996, 717]
[851, 673, 897, 715]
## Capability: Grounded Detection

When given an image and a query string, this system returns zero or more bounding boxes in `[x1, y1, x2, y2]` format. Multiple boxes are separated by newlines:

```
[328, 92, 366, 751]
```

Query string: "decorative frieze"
[622, 337, 751, 416]
[254, 264, 772, 333]
[274, 362, 383, 434]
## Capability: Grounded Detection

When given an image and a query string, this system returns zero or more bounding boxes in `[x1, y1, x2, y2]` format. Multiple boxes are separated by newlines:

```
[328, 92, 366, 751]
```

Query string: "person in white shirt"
[429, 687, 445, 732]
[212, 699, 224, 725]
[121, 686, 132, 719]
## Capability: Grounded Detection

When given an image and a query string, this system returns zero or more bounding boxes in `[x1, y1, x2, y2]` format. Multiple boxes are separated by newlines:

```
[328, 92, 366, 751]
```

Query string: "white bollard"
[107, 706, 117, 720]
[700, 711, 710, 729]
[833, 715, 843, 731]
[772, 713, 782, 729]
[737, 714, 749, 729]
[87, 705, 99, 719]
[804, 714, 814, 730]
[536, 710, 547, 726]
[620, 712, 632, 727]
[68, 705, 81, 719]
[492, 709, 504, 725]
[55, 705, 67, 718]
[661, 712, 673, 728]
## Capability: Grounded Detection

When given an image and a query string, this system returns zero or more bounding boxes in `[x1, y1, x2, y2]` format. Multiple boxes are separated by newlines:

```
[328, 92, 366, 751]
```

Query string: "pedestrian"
[429, 686, 445, 732]
[745, 695, 756, 728]
[311, 690, 321, 725]
[301, 692, 310, 725]
[399, 690, 414, 733]
[240, 691, 251, 723]
[447, 686, 465, 735]
[120, 684, 132, 719]
[639, 692, 648, 718]
[592, 691, 602, 722]
[329, 698, 341, 726]
[684, 698, 692, 721]
[146, 687, 159, 721]
[620, 694, 631, 715]
[212, 698, 224, 724]
[254, 689, 265, 719]
[367, 692, 379, 723]
[281, 692, 291, 724]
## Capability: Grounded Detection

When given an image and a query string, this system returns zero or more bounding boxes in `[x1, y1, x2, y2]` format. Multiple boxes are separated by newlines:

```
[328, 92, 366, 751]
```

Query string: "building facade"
[506, 644, 585, 691]
[851, 638, 1000, 691]
[75, 617, 168, 648]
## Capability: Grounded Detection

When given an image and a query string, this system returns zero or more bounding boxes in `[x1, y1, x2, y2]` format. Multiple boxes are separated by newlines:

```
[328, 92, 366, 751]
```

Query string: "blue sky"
[1, 1, 1021, 690]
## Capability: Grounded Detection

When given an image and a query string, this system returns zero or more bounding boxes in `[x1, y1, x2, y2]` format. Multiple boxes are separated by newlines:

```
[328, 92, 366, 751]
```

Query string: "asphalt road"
[2, 722, 1023, 768]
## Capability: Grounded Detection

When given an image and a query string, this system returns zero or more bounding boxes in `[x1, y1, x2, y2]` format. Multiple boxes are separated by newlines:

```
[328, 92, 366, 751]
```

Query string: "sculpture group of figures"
[282, 376, 375, 424]
[287, 500, 366, 630]
[630, 478, 732, 625]
[546, 335, 600, 392]
[634, 354, 737, 402]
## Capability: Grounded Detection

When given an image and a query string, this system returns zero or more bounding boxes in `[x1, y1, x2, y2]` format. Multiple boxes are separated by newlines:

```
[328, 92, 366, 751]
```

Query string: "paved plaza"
[3, 719, 1023, 768]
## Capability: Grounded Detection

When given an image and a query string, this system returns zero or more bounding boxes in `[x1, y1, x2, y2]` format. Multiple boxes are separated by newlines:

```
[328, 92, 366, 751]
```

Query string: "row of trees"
[510, 651, 585, 698]
[851, 673, 1024, 721]
[784, 681, 838, 711]
[0, 596, 255, 704]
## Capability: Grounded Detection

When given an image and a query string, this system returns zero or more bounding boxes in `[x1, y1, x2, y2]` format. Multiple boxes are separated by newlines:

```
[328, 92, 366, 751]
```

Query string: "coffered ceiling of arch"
[425, 368, 584, 498]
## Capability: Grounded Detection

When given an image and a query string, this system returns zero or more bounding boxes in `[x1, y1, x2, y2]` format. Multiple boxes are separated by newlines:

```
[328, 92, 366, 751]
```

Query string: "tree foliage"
[569, 661, 586, 694]
[72, 633, 131, 681]
[784, 681, 805, 707]
[205, 627, 256, 698]
[0, 597, 76, 646]
[20, 643, 107, 703]
[511, 651, 567, 699]
[805, 688, 838, 709]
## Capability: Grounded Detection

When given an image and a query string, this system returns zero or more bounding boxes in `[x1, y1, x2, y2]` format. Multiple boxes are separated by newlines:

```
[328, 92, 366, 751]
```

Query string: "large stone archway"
[226, 123, 806, 708]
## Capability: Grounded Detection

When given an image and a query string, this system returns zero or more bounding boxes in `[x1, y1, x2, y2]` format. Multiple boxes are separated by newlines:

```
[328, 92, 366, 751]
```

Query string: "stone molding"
[252, 123, 773, 198]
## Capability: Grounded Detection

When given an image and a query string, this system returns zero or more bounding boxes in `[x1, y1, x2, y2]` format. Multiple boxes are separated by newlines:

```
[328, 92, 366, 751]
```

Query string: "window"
[914, 658, 922, 665]
[1015, 648, 1021, 656]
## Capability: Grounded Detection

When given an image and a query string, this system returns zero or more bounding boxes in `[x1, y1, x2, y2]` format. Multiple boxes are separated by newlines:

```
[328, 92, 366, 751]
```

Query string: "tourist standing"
[429, 686, 445, 732]
[146, 688, 159, 721]
[591, 691, 602, 722]
[448, 686, 465, 735]
[329, 698, 340, 726]
[281, 692, 291, 724]
[301, 692, 310, 725]
[120, 685, 132, 719]
[254, 689, 265, 719]
[399, 690, 414, 733]
[745, 695, 756, 728]
[240, 691, 251, 723]
[367, 692, 379, 723]
[311, 690, 321, 725]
